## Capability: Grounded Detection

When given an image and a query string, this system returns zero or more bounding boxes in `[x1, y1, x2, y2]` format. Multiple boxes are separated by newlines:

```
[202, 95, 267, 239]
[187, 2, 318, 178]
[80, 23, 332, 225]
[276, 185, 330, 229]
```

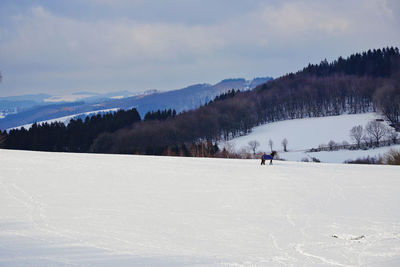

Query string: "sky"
[0, 0, 399, 97]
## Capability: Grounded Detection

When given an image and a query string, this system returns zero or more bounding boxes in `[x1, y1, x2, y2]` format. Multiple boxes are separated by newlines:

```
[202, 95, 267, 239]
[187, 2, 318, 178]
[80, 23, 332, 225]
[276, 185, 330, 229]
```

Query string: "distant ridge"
[0, 77, 272, 129]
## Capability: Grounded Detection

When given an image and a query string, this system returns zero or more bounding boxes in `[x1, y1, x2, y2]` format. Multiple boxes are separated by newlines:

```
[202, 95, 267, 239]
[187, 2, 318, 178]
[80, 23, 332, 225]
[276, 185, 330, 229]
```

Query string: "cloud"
[2, 6, 225, 68]
[256, 2, 350, 36]
[0, 1, 399, 96]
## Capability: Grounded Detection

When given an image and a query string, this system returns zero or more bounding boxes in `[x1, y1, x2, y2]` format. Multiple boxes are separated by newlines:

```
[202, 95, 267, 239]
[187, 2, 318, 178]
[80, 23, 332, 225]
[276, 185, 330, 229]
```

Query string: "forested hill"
[90, 47, 400, 155]
[2, 47, 400, 156]
[299, 47, 399, 77]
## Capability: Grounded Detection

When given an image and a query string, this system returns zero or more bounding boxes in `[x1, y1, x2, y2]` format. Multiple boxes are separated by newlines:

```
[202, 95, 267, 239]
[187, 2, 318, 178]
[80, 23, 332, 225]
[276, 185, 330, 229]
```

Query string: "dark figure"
[261, 154, 266, 165]
[262, 151, 277, 165]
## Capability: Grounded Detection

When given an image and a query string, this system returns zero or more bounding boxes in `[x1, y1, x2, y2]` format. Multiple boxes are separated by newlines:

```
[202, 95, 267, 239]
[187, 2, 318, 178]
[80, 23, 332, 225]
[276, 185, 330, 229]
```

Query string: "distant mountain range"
[0, 77, 272, 130]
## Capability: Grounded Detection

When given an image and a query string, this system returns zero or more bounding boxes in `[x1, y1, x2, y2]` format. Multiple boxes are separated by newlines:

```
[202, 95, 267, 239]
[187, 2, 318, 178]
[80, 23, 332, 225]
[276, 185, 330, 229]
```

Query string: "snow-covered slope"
[0, 77, 272, 130]
[8, 108, 120, 131]
[226, 113, 398, 163]
[1, 149, 399, 266]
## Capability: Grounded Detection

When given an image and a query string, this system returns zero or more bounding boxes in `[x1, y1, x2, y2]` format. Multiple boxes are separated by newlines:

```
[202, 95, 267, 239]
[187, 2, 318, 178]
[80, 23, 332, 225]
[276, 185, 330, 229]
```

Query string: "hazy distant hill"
[2, 47, 399, 156]
[0, 77, 272, 130]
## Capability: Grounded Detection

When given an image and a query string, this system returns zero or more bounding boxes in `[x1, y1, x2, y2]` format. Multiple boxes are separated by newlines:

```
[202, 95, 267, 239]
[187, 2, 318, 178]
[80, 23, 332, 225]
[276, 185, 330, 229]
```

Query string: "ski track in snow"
[0, 149, 400, 266]
[295, 243, 353, 267]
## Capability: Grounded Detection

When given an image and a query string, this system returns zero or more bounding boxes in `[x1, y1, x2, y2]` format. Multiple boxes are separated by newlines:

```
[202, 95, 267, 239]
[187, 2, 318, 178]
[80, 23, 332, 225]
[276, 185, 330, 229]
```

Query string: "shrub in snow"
[382, 149, 400, 165]
[328, 140, 337, 151]
[345, 156, 380, 165]
[239, 147, 252, 159]
[311, 157, 321, 163]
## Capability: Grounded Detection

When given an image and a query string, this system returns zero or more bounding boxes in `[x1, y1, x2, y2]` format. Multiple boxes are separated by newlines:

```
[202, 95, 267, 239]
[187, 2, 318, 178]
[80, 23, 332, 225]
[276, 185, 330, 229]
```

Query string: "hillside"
[1, 48, 399, 157]
[7, 108, 120, 131]
[1, 149, 399, 266]
[0, 77, 271, 130]
[87, 48, 400, 156]
[226, 112, 400, 163]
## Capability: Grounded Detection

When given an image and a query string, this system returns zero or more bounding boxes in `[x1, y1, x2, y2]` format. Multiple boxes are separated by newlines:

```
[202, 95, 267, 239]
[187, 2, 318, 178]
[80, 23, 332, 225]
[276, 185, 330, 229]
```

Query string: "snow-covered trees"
[350, 125, 364, 148]
[365, 121, 389, 146]
[349, 121, 395, 147]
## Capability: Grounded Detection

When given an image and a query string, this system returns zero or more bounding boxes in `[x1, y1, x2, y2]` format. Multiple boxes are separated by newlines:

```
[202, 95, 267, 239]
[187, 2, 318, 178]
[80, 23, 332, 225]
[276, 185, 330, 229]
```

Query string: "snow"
[308, 145, 400, 163]
[1, 149, 400, 266]
[8, 108, 120, 131]
[226, 113, 397, 163]
[44, 94, 97, 103]
[110, 95, 125, 99]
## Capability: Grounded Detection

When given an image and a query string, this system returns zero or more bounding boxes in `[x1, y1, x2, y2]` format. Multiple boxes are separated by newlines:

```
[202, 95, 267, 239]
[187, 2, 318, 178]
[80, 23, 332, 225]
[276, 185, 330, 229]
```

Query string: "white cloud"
[2, 6, 227, 68]
[0, 1, 399, 96]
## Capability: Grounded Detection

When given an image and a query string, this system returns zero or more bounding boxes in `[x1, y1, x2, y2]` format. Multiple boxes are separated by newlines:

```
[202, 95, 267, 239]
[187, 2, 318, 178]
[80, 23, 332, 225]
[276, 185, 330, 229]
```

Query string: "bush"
[345, 156, 380, 164]
[381, 149, 400, 165]
[311, 157, 321, 163]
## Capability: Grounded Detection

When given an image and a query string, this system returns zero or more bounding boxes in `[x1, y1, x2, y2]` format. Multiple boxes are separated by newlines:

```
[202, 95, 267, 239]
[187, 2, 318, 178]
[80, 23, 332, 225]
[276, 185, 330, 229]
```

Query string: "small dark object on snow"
[261, 154, 266, 165]
[261, 151, 277, 165]
[351, 235, 365, 241]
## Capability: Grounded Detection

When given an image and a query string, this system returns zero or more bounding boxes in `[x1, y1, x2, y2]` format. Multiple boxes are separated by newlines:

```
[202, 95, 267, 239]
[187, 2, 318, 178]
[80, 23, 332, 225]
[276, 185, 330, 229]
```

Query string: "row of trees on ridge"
[1, 47, 399, 157]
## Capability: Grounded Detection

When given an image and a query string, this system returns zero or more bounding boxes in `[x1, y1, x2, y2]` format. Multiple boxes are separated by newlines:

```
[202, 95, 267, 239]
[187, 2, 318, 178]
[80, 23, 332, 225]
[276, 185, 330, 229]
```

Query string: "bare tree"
[248, 140, 260, 155]
[388, 130, 399, 144]
[281, 138, 288, 152]
[268, 139, 273, 152]
[365, 120, 389, 146]
[222, 141, 236, 157]
[328, 140, 336, 150]
[350, 125, 364, 148]
[373, 82, 400, 128]
[362, 135, 372, 147]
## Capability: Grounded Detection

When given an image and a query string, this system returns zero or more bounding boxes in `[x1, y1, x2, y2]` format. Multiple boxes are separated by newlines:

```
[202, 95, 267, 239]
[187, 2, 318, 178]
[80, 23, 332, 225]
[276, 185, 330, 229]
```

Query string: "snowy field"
[1, 149, 400, 266]
[225, 113, 398, 163]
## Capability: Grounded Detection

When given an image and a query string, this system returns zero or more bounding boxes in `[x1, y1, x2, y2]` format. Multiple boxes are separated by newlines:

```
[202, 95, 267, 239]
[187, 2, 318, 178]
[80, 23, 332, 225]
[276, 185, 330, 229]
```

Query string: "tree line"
[90, 48, 399, 155]
[91, 75, 398, 155]
[1, 47, 399, 156]
[144, 109, 177, 121]
[300, 47, 399, 77]
[2, 109, 141, 152]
